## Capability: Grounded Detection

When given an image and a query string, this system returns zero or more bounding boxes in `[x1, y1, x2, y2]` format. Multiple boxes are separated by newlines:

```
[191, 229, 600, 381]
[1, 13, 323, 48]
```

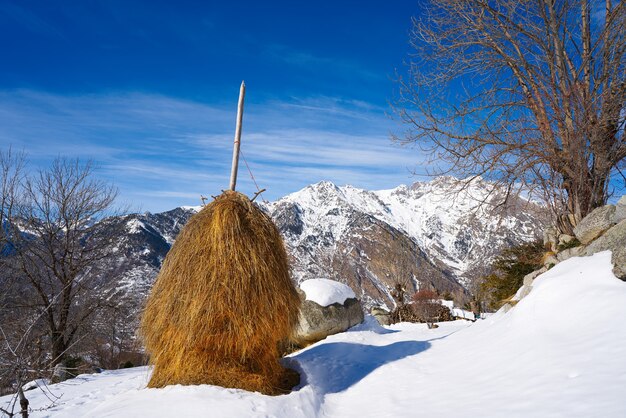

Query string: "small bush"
[412, 289, 438, 303]
[389, 290, 453, 324]
[478, 240, 544, 311]
[412, 290, 452, 324]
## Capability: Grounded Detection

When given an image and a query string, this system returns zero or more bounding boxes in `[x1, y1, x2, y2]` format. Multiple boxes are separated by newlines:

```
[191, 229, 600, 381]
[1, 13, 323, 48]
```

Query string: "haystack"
[141, 191, 301, 395]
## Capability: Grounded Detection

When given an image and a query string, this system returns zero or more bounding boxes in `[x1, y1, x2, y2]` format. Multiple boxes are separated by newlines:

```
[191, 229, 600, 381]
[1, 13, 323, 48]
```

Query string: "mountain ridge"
[83, 176, 545, 317]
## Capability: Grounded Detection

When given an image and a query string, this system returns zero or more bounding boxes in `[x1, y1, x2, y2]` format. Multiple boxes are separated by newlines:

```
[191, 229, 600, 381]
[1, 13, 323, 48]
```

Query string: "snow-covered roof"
[451, 308, 475, 321]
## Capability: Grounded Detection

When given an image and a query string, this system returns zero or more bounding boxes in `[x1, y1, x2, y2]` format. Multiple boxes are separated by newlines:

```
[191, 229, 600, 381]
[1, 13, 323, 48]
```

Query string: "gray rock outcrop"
[370, 307, 391, 326]
[523, 267, 547, 286]
[543, 253, 559, 268]
[293, 290, 364, 345]
[515, 284, 533, 300]
[573, 205, 616, 244]
[615, 196, 626, 224]
[543, 227, 558, 251]
[584, 219, 626, 280]
[556, 245, 585, 262]
[558, 234, 575, 246]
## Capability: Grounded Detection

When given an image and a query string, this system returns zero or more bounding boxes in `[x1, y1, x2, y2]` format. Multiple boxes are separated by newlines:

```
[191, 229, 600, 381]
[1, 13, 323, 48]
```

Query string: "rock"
[293, 291, 364, 345]
[584, 219, 626, 280]
[556, 245, 585, 262]
[543, 253, 559, 269]
[499, 303, 514, 314]
[523, 267, 547, 286]
[51, 363, 68, 383]
[515, 285, 533, 300]
[558, 234, 575, 246]
[371, 307, 391, 326]
[573, 205, 616, 244]
[615, 195, 626, 224]
[543, 227, 558, 251]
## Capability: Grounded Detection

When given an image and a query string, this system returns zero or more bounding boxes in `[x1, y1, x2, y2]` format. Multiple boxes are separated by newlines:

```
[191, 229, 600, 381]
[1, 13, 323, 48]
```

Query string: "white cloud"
[0, 89, 426, 212]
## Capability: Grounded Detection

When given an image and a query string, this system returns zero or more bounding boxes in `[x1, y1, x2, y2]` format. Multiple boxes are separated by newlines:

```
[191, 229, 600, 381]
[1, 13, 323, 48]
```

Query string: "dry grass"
[140, 191, 301, 395]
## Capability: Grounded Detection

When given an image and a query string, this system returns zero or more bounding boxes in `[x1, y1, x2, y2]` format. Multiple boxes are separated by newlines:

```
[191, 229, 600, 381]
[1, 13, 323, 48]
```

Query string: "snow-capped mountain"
[265, 177, 543, 296]
[91, 207, 194, 307]
[88, 176, 544, 315]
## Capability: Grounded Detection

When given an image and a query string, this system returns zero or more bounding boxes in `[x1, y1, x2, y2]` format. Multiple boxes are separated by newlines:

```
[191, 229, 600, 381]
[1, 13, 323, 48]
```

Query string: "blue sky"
[0, 1, 425, 212]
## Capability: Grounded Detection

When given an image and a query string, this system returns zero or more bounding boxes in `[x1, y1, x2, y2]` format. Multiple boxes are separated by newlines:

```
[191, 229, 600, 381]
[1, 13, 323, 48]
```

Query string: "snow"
[3, 251, 626, 417]
[451, 308, 475, 320]
[268, 177, 542, 287]
[440, 299, 454, 309]
[299, 278, 356, 307]
[180, 205, 202, 212]
[21, 379, 50, 392]
[125, 219, 146, 234]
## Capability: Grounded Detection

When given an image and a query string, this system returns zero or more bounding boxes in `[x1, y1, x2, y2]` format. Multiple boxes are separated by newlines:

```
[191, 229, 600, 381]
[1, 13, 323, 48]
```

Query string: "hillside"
[4, 251, 624, 417]
[266, 176, 544, 305]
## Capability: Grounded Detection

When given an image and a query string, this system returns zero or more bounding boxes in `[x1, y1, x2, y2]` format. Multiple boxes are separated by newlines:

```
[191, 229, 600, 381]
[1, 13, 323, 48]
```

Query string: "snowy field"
[2, 251, 626, 417]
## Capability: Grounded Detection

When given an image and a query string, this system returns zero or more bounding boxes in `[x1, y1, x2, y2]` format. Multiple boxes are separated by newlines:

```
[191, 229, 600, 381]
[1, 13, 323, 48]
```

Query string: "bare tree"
[0, 150, 31, 417]
[0, 316, 47, 418]
[4, 157, 118, 368]
[394, 0, 626, 233]
[0, 149, 24, 249]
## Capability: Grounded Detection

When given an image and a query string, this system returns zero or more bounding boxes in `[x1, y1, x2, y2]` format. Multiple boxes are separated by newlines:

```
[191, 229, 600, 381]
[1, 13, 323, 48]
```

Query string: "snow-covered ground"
[3, 251, 626, 417]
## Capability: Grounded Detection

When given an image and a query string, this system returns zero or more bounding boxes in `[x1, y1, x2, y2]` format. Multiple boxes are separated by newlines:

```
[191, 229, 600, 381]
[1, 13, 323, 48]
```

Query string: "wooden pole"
[229, 81, 246, 191]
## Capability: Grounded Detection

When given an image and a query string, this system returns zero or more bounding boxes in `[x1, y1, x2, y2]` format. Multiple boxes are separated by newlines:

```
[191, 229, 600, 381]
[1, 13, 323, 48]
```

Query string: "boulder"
[543, 227, 558, 251]
[573, 205, 616, 244]
[615, 195, 626, 224]
[515, 284, 533, 301]
[293, 290, 364, 345]
[499, 303, 514, 314]
[51, 363, 68, 383]
[556, 245, 585, 262]
[584, 219, 626, 280]
[523, 267, 547, 286]
[558, 234, 575, 246]
[371, 307, 391, 326]
[543, 253, 559, 269]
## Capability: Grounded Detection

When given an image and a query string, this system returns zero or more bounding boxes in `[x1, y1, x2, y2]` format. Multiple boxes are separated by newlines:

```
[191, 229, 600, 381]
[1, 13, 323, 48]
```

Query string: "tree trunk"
[18, 386, 28, 418]
[558, 171, 609, 234]
[50, 332, 67, 367]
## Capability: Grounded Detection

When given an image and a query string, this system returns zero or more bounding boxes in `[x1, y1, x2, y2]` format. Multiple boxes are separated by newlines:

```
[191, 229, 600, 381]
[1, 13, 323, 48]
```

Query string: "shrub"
[478, 240, 544, 310]
[389, 290, 454, 324]
[412, 290, 450, 324]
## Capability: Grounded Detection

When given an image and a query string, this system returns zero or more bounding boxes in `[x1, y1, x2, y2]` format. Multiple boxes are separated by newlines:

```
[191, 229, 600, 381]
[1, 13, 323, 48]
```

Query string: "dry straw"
[141, 191, 301, 394]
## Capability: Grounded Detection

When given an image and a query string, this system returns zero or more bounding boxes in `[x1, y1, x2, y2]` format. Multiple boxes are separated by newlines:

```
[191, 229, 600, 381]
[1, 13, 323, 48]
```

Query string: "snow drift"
[2, 251, 625, 417]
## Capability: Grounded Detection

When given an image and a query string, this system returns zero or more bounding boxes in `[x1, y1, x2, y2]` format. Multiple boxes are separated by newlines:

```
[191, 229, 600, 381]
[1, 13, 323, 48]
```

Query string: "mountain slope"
[84, 177, 544, 313]
[264, 177, 544, 306]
